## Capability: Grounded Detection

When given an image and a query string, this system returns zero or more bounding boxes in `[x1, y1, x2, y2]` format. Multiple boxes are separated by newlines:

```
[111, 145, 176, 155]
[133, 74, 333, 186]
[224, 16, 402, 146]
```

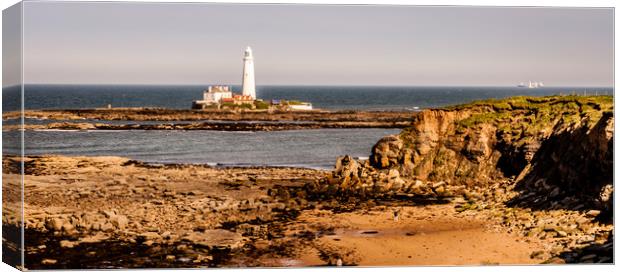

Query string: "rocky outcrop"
[305, 155, 461, 200]
[337, 96, 614, 212]
[370, 109, 502, 185]
[4, 108, 417, 122]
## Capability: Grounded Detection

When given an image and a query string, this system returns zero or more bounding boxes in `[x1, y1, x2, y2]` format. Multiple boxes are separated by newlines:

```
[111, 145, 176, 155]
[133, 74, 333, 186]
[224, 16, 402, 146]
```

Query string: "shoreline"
[2, 154, 613, 268]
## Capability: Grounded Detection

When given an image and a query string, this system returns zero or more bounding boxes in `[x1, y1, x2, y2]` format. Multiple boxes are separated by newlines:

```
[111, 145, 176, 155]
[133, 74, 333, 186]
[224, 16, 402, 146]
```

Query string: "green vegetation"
[254, 100, 270, 110]
[444, 95, 612, 112]
[400, 95, 613, 149]
[462, 96, 611, 147]
[221, 102, 254, 110]
[220, 102, 236, 108]
[286, 100, 306, 105]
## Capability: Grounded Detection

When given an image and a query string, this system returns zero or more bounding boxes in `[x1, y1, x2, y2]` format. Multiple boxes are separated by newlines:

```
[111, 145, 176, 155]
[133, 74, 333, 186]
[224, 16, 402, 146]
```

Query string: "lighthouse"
[241, 46, 256, 99]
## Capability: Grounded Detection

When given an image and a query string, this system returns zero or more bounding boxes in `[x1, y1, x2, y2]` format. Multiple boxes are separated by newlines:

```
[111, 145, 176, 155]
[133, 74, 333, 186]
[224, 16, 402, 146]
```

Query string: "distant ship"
[517, 81, 544, 88]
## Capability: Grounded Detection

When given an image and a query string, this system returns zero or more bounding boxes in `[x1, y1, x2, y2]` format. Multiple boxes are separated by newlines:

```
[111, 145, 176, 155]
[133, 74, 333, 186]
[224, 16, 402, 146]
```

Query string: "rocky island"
[2, 95, 613, 269]
[2, 109, 417, 131]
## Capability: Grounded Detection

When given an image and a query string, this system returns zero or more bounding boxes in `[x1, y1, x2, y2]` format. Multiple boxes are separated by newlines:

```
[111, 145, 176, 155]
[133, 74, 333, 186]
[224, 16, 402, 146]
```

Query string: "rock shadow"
[555, 232, 613, 264]
[7, 224, 232, 270]
[505, 112, 613, 220]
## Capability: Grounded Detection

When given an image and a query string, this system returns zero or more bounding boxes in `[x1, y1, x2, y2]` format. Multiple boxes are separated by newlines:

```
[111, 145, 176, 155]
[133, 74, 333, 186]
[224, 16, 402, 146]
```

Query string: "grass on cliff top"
[443, 95, 612, 112]
[400, 95, 613, 148]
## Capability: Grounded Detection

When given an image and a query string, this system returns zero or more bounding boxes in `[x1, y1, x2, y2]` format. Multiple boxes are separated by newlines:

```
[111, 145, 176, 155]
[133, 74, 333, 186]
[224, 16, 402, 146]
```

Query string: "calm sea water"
[2, 85, 613, 168]
[3, 84, 613, 112]
[2, 129, 399, 169]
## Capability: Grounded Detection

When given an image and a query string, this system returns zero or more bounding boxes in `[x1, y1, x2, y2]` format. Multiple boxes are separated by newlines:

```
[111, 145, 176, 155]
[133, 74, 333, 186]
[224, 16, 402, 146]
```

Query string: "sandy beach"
[2, 154, 612, 268]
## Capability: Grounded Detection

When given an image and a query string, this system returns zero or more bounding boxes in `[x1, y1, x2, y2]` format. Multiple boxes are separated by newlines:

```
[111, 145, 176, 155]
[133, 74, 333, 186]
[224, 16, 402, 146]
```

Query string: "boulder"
[370, 135, 403, 169]
[334, 156, 359, 180]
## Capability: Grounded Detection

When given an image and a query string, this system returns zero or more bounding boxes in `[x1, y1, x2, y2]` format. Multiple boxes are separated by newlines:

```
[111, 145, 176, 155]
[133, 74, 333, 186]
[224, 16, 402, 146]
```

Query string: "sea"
[2, 85, 613, 169]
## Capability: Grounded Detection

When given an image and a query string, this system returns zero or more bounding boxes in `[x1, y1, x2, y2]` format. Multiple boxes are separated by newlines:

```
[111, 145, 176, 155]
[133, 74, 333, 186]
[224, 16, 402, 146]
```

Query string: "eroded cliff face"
[367, 95, 613, 211]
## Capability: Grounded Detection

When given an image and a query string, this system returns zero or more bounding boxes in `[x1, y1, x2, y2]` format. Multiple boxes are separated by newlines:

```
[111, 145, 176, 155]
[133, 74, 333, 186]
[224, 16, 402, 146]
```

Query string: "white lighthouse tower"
[241, 46, 256, 99]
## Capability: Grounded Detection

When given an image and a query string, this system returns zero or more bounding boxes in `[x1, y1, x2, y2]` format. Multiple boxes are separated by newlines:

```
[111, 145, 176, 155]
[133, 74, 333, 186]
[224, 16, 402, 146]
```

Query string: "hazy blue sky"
[5, 2, 614, 87]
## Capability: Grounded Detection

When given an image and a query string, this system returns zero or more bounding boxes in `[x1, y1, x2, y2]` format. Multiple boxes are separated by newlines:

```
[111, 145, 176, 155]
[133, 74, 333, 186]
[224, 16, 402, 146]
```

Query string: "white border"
[0, 1, 617, 272]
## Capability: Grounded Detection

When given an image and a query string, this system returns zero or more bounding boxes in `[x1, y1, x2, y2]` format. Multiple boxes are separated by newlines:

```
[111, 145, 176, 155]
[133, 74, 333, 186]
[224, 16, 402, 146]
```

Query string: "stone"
[370, 135, 403, 169]
[79, 233, 109, 244]
[579, 254, 597, 262]
[181, 230, 244, 250]
[91, 222, 104, 231]
[431, 181, 446, 189]
[585, 210, 601, 217]
[434, 186, 446, 195]
[549, 187, 560, 198]
[60, 240, 76, 248]
[166, 255, 176, 262]
[599, 184, 613, 203]
[61, 223, 76, 234]
[46, 218, 64, 232]
[387, 168, 400, 180]
[41, 259, 57, 265]
[100, 222, 114, 232]
[114, 178, 128, 185]
[139, 231, 161, 241]
[545, 257, 565, 264]
[101, 210, 116, 218]
[109, 214, 128, 230]
[530, 250, 545, 260]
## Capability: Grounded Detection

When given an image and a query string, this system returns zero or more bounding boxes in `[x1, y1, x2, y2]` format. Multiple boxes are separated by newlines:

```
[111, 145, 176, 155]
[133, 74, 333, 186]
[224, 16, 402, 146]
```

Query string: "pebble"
[61, 223, 76, 234]
[139, 231, 161, 241]
[41, 259, 57, 265]
[109, 214, 128, 230]
[530, 250, 545, 259]
[579, 254, 597, 262]
[101, 222, 114, 232]
[60, 240, 76, 248]
[46, 218, 64, 231]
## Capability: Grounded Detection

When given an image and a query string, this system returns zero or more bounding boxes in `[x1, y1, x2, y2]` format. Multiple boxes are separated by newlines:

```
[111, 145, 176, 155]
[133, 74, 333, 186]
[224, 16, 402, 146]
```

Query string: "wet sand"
[294, 207, 542, 266]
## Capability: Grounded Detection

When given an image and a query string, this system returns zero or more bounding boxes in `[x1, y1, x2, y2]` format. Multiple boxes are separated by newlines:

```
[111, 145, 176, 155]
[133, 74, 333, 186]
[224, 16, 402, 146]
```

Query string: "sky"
[3, 1, 614, 87]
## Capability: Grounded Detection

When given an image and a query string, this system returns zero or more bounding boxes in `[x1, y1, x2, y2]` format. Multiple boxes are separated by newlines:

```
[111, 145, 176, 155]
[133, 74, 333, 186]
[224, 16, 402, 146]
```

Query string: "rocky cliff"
[319, 96, 614, 213]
